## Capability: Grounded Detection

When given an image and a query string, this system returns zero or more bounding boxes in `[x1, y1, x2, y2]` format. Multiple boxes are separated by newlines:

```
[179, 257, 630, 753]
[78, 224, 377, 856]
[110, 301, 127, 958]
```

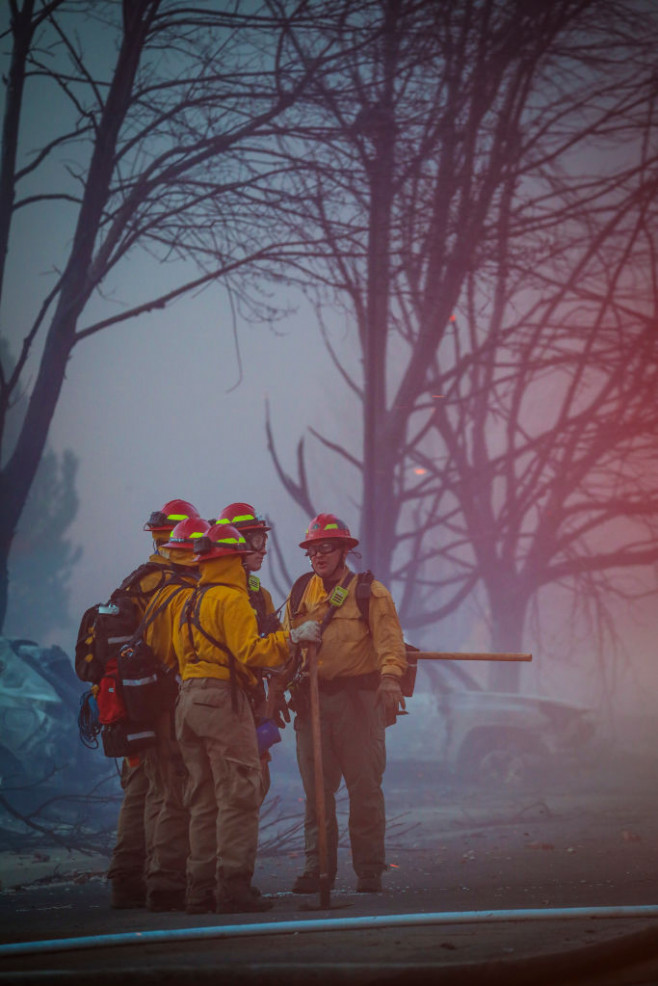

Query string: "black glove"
[266, 682, 291, 728]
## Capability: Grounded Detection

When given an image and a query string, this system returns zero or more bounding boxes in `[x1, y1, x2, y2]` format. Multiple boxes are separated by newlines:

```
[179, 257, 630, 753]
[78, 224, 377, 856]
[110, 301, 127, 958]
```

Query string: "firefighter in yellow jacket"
[283, 514, 407, 895]
[174, 522, 320, 914]
[107, 498, 202, 909]
[216, 502, 281, 637]
[139, 515, 210, 912]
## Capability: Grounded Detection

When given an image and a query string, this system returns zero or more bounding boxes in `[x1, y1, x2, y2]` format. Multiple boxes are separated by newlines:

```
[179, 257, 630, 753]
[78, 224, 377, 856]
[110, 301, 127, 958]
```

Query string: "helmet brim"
[195, 547, 252, 561]
[299, 536, 359, 550]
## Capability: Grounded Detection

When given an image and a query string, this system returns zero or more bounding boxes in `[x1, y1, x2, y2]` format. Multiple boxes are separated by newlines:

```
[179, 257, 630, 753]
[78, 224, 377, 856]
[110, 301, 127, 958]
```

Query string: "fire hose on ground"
[1, 906, 658, 957]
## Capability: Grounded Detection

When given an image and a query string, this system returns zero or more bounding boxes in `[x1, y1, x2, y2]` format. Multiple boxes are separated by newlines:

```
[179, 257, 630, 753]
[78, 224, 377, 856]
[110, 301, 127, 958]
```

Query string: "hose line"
[1, 904, 658, 958]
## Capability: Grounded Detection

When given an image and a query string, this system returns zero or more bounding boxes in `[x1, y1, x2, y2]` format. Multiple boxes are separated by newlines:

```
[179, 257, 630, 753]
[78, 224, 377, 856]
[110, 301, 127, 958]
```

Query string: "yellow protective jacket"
[142, 566, 199, 670]
[283, 569, 407, 681]
[176, 554, 290, 687]
[132, 553, 181, 620]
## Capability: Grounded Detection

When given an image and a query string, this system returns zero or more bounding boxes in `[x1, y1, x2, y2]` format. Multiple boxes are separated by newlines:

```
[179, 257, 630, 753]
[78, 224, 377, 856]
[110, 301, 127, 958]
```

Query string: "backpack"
[81, 654, 156, 759]
[100, 720, 158, 759]
[289, 569, 418, 697]
[74, 562, 171, 684]
[96, 657, 126, 724]
[118, 579, 193, 721]
[76, 563, 191, 758]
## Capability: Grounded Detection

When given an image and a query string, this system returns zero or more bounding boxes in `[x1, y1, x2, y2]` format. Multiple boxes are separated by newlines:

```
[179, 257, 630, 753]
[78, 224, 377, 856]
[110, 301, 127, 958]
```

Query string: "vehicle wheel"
[458, 731, 546, 789]
[477, 747, 529, 787]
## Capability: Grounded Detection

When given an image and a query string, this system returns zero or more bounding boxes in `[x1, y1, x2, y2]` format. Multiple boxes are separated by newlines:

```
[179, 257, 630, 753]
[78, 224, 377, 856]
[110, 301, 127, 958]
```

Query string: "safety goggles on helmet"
[146, 510, 183, 530]
[163, 517, 211, 550]
[144, 499, 200, 532]
[305, 541, 341, 558]
[194, 523, 250, 560]
[245, 531, 268, 552]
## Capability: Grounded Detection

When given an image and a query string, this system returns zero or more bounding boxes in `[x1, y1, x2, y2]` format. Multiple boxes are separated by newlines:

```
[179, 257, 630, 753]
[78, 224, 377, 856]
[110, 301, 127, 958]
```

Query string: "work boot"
[110, 879, 146, 909]
[216, 876, 274, 914]
[356, 873, 382, 893]
[216, 894, 274, 914]
[147, 889, 186, 912]
[185, 892, 215, 915]
[291, 871, 335, 894]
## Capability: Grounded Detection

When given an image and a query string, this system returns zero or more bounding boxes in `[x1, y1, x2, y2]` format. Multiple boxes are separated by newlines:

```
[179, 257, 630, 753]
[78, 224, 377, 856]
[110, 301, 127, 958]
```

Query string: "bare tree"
[265, 0, 658, 687]
[423, 226, 658, 689]
[0, 0, 348, 627]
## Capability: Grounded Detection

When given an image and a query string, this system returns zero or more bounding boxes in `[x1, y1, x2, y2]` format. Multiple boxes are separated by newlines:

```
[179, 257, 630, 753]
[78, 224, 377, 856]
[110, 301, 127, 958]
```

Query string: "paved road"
[1, 761, 657, 985]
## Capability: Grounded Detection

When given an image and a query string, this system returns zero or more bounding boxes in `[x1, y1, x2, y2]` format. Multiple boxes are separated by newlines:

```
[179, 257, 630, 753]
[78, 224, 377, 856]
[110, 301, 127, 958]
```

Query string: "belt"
[318, 671, 380, 695]
[181, 677, 231, 690]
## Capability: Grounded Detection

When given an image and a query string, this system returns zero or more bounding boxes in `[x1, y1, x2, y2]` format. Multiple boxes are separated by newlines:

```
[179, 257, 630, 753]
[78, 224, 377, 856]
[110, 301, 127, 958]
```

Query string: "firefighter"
[173, 523, 320, 914]
[141, 516, 210, 912]
[216, 503, 287, 796]
[216, 502, 281, 637]
[283, 513, 407, 894]
[107, 499, 201, 909]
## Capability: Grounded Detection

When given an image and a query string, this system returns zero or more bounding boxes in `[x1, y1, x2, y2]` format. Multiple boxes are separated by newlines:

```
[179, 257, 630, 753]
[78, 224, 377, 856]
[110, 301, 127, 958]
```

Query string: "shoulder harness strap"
[181, 582, 241, 712]
[289, 571, 314, 617]
[114, 561, 174, 602]
[290, 570, 373, 630]
[133, 579, 194, 647]
[354, 571, 374, 631]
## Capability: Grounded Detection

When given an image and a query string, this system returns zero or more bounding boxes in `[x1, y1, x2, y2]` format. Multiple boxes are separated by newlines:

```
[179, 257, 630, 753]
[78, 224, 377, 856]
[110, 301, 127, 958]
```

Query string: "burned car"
[391, 659, 596, 787]
[0, 637, 117, 837]
[0, 637, 86, 785]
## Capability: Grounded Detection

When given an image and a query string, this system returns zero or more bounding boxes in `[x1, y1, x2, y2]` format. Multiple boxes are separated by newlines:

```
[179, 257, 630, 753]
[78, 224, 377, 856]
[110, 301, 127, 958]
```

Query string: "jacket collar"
[199, 553, 248, 590]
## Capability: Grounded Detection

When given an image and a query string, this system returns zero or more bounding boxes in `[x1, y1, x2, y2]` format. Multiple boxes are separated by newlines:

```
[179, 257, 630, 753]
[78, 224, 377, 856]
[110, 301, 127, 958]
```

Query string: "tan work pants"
[175, 678, 263, 905]
[145, 710, 190, 896]
[295, 686, 386, 879]
[107, 755, 163, 891]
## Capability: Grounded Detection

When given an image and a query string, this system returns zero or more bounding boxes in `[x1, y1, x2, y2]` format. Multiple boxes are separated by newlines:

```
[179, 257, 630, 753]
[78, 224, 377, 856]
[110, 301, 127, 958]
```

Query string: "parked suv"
[391, 659, 596, 786]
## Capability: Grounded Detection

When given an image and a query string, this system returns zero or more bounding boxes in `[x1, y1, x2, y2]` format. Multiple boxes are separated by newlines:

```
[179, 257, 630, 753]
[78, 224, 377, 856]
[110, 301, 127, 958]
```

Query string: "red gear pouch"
[96, 658, 126, 725]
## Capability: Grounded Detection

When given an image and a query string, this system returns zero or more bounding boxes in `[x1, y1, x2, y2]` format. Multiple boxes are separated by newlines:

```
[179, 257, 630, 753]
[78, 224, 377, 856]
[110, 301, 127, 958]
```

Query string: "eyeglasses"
[245, 532, 268, 552]
[306, 542, 340, 558]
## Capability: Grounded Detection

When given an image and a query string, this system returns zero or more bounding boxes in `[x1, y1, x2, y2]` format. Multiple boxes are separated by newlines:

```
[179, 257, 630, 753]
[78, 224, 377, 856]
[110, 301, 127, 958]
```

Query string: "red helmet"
[163, 517, 211, 551]
[194, 523, 250, 561]
[299, 513, 359, 549]
[144, 499, 200, 532]
[216, 502, 271, 532]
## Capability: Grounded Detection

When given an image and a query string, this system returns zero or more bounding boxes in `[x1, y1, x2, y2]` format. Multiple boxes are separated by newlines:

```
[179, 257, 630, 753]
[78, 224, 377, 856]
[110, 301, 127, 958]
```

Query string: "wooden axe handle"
[411, 651, 532, 662]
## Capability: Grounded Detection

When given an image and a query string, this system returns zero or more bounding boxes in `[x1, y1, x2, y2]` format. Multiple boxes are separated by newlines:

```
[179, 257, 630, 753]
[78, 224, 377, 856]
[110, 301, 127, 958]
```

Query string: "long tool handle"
[412, 651, 532, 662]
[307, 642, 331, 908]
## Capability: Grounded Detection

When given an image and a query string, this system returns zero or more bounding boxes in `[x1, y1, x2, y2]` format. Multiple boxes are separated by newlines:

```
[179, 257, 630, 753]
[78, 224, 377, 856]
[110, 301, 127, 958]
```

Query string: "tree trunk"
[0, 0, 35, 303]
[487, 582, 528, 693]
[360, 0, 398, 581]
[0, 2, 153, 632]
[362, 149, 393, 579]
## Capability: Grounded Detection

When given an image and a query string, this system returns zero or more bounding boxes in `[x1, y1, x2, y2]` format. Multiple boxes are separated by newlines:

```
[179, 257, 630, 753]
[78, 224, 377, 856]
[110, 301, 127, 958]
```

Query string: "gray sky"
[45, 286, 360, 629]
